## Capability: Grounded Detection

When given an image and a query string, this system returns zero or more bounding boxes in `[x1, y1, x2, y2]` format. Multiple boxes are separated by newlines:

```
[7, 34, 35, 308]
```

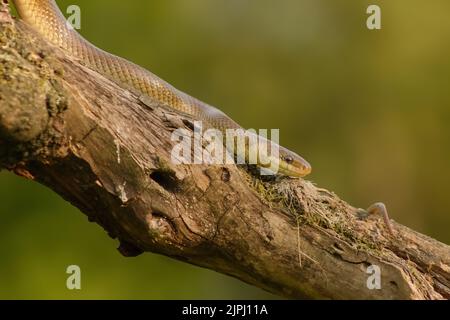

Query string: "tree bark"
[1, 15, 449, 300]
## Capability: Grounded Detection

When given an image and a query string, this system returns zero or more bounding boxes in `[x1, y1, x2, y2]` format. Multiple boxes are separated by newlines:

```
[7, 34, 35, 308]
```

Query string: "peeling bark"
[0, 16, 449, 300]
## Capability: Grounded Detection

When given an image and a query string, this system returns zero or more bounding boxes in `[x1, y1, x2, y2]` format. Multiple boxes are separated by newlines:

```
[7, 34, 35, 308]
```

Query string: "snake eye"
[284, 156, 294, 164]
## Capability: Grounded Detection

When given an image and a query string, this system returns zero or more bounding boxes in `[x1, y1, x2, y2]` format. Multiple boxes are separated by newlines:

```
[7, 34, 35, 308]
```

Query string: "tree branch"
[1, 16, 449, 300]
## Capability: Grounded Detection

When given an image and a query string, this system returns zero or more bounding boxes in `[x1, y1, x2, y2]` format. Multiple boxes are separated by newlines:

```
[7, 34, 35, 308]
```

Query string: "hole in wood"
[150, 169, 180, 192]
[333, 242, 345, 253]
[221, 168, 231, 182]
[389, 280, 399, 288]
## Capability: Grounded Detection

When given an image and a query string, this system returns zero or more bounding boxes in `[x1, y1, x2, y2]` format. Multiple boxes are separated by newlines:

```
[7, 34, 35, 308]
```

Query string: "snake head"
[277, 146, 312, 178]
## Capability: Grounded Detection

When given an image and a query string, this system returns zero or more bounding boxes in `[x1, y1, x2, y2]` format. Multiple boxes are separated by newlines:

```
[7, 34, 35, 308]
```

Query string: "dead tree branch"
[0, 16, 449, 299]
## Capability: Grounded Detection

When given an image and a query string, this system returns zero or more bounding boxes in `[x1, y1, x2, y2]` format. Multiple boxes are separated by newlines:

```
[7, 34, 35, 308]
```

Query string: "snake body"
[13, 0, 311, 177]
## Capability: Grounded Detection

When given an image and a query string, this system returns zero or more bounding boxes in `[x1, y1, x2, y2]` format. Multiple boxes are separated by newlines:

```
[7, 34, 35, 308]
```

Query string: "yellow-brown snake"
[12, 0, 311, 177]
[7, 0, 398, 234]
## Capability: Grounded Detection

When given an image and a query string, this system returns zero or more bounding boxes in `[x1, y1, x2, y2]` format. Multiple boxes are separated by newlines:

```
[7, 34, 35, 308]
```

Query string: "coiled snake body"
[12, 0, 312, 177]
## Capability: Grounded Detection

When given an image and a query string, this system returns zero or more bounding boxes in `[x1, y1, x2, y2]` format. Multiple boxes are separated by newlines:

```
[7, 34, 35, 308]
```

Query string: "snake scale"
[12, 0, 312, 177]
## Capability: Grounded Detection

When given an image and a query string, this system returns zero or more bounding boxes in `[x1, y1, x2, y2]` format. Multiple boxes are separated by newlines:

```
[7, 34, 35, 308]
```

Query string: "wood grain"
[1, 16, 449, 299]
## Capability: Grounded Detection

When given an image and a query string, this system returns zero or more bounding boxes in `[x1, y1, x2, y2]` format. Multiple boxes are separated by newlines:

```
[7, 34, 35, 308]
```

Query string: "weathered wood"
[1, 16, 449, 300]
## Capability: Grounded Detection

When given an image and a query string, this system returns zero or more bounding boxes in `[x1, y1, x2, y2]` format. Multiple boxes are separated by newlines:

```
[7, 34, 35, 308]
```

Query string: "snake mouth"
[298, 164, 312, 177]
[278, 158, 312, 178]
[259, 156, 312, 178]
[281, 165, 312, 178]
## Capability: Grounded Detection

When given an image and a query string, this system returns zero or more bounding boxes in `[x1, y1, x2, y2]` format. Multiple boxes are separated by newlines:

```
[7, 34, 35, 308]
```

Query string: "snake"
[12, 0, 312, 177]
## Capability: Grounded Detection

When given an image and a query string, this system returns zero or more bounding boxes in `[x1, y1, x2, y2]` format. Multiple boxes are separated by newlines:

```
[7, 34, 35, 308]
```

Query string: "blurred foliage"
[1, 0, 449, 299]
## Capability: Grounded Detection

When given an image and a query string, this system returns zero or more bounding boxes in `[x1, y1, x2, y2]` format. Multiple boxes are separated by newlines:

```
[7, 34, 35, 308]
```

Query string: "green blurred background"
[1, 0, 449, 299]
